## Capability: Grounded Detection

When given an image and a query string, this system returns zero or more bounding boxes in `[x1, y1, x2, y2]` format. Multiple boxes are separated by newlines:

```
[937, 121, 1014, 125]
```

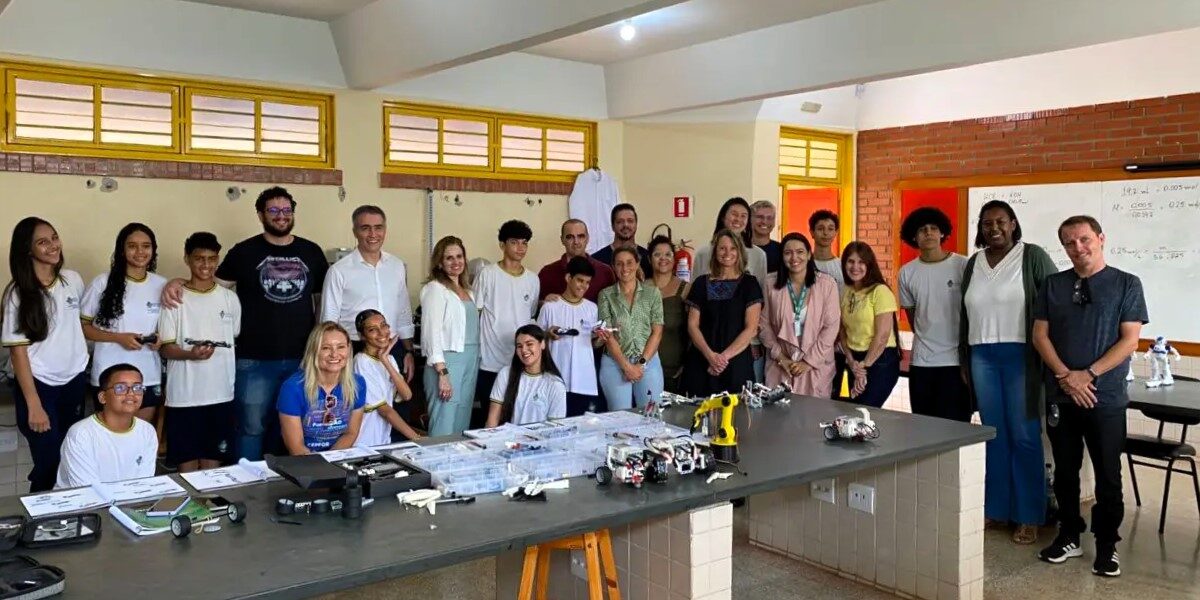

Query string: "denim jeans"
[12, 373, 86, 492]
[599, 354, 664, 411]
[971, 342, 1045, 525]
[234, 358, 299, 461]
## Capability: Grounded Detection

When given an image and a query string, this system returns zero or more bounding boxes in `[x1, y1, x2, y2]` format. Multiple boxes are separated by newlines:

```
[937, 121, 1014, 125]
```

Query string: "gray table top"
[0, 398, 993, 599]
[1127, 379, 1200, 419]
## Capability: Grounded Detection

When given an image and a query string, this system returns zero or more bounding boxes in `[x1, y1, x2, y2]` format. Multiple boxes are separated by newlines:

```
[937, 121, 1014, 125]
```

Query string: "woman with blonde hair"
[683, 229, 764, 396]
[420, 236, 481, 436]
[277, 322, 365, 454]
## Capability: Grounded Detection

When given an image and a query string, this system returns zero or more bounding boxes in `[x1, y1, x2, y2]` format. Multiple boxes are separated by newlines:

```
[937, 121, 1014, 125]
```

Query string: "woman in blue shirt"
[277, 322, 365, 454]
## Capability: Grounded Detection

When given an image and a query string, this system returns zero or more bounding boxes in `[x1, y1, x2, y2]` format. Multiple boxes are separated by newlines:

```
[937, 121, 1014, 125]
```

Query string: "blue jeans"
[599, 354, 664, 411]
[13, 373, 86, 492]
[234, 359, 299, 461]
[971, 343, 1045, 525]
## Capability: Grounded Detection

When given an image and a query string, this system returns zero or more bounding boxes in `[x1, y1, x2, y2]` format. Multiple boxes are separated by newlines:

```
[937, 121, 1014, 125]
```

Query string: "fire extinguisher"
[651, 224, 693, 282]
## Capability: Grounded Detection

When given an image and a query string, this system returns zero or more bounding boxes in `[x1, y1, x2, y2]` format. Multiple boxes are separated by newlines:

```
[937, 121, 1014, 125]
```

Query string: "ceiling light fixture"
[619, 21, 636, 42]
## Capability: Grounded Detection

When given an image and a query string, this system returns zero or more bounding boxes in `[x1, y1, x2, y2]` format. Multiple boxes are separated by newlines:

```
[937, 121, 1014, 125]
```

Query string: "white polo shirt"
[81, 272, 167, 386]
[2, 270, 88, 386]
[158, 284, 240, 407]
[473, 263, 539, 373]
[488, 366, 567, 425]
[536, 298, 599, 396]
[55, 414, 158, 489]
[321, 250, 414, 341]
[353, 352, 400, 448]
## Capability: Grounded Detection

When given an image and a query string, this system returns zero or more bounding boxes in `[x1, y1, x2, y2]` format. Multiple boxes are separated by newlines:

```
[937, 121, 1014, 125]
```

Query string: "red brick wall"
[856, 92, 1200, 279]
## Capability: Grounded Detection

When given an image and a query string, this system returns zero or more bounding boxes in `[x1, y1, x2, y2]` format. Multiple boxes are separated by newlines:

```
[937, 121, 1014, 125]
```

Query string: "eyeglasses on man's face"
[264, 207, 294, 217]
[107, 383, 145, 395]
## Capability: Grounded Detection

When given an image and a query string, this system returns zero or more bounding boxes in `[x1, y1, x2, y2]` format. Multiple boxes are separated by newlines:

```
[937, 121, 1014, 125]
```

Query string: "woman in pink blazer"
[760, 232, 841, 397]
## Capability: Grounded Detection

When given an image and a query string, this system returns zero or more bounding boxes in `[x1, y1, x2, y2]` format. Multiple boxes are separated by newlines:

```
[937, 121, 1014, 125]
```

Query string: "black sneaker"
[1037, 533, 1083, 563]
[1093, 546, 1121, 577]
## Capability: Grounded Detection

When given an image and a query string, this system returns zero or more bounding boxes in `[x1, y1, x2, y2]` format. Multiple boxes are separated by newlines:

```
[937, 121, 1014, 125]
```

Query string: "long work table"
[0, 397, 994, 600]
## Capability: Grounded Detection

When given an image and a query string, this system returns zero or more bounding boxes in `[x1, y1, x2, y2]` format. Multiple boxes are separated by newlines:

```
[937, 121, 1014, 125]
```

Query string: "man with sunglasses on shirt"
[162, 187, 328, 461]
[1031, 215, 1147, 578]
[55, 364, 158, 489]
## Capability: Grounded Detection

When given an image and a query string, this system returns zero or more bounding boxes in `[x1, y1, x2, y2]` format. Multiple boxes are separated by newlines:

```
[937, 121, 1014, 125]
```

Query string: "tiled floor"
[319, 462, 1200, 599]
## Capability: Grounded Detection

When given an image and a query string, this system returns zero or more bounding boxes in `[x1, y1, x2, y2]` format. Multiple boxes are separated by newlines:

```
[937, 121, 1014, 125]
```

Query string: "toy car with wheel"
[819, 408, 880, 442]
[594, 443, 651, 488]
[170, 500, 248, 539]
[645, 436, 715, 476]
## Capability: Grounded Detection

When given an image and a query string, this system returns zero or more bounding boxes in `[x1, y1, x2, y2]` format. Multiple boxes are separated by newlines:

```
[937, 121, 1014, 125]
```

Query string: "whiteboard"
[968, 176, 1200, 343]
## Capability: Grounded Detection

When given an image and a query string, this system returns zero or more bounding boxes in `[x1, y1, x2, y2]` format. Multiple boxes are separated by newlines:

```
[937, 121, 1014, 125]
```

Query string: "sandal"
[1012, 524, 1039, 545]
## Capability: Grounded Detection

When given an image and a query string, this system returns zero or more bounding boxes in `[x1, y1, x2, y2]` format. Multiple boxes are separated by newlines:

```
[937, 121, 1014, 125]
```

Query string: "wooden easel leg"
[518, 546, 539, 600]
[597, 529, 621, 600]
[534, 544, 552, 600]
[584, 532, 604, 600]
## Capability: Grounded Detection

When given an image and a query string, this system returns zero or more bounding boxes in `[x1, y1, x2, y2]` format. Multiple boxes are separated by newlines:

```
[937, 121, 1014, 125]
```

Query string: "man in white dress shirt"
[322, 205, 415, 379]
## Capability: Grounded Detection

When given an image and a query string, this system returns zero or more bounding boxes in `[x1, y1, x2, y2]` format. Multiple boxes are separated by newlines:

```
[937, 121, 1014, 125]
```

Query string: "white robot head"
[1155, 335, 1166, 345]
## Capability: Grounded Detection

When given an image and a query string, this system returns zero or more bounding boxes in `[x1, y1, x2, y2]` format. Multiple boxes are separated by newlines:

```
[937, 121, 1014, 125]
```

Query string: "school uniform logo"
[64, 295, 79, 310]
[136, 455, 143, 466]
[256, 256, 310, 304]
[219, 310, 236, 323]
[145, 300, 161, 314]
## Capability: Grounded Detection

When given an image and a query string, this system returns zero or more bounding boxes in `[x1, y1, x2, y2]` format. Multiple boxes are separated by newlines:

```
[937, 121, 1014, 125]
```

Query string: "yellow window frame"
[778, 127, 856, 246]
[382, 101, 597, 183]
[0, 60, 335, 169]
[4, 67, 182, 156]
[184, 86, 332, 167]
[383, 103, 493, 176]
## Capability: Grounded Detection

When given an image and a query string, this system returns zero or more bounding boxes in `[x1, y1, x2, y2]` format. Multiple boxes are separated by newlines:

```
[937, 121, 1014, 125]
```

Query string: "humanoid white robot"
[1144, 336, 1182, 388]
[1126, 352, 1136, 382]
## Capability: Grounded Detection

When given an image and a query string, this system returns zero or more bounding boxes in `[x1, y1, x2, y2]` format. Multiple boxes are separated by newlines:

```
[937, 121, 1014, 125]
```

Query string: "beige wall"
[621, 121, 757, 249]
[0, 89, 599, 301]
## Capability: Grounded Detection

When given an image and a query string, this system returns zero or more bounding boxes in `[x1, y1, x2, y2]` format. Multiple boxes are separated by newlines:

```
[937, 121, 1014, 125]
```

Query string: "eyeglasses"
[264, 207, 294, 217]
[108, 383, 145, 395]
[1072, 277, 1091, 306]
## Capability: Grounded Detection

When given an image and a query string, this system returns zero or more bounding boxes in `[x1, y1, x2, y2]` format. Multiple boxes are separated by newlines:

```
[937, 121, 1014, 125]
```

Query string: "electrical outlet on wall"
[811, 478, 836, 504]
[849, 483, 875, 514]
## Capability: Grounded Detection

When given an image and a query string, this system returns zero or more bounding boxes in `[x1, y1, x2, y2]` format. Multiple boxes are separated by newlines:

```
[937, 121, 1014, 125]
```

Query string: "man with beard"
[162, 187, 327, 460]
[590, 204, 651, 277]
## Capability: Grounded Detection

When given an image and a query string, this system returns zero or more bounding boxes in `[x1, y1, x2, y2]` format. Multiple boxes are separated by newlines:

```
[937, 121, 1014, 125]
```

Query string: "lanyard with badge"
[786, 280, 809, 337]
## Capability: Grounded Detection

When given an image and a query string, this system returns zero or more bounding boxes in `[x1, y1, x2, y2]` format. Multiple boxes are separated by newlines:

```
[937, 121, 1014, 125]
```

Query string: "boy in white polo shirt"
[56, 363, 158, 489]
[536, 256, 600, 416]
[473, 220, 539, 426]
[158, 232, 240, 473]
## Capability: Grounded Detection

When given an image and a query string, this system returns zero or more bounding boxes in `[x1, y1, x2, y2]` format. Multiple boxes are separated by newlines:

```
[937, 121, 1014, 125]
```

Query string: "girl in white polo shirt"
[485, 325, 567, 427]
[2, 217, 89, 493]
[81, 223, 167, 423]
[352, 309, 422, 446]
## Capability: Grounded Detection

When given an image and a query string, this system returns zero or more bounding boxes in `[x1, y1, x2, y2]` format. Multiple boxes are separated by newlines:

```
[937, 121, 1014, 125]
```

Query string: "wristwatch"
[630, 356, 647, 365]
[1086, 367, 1099, 380]
[436, 366, 449, 376]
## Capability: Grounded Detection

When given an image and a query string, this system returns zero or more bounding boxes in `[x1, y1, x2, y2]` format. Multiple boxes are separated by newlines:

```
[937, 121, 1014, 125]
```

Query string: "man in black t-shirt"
[1032, 215, 1147, 578]
[590, 204, 651, 277]
[163, 186, 327, 460]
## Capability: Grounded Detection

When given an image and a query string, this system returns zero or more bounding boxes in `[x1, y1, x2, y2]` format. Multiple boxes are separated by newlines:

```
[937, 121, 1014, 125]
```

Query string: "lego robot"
[820, 408, 880, 442]
[1145, 336, 1182, 388]
[594, 443, 655, 488]
[644, 436, 715, 477]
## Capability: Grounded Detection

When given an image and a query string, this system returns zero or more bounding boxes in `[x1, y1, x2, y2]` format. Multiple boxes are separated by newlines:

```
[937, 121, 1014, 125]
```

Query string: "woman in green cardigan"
[960, 200, 1057, 546]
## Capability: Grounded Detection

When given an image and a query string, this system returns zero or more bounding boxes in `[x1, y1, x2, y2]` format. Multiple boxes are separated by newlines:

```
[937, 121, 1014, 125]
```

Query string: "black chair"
[1125, 402, 1200, 534]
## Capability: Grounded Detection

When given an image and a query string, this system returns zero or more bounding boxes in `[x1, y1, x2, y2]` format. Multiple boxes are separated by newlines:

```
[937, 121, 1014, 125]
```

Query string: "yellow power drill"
[691, 392, 739, 463]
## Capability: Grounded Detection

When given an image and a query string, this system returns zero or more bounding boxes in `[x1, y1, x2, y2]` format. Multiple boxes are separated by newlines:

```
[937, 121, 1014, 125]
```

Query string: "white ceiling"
[526, 0, 882, 65]
[181, 0, 373, 21]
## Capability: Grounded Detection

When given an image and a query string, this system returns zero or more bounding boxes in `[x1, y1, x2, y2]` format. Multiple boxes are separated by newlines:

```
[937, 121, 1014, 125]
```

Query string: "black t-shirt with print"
[216, 234, 328, 360]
